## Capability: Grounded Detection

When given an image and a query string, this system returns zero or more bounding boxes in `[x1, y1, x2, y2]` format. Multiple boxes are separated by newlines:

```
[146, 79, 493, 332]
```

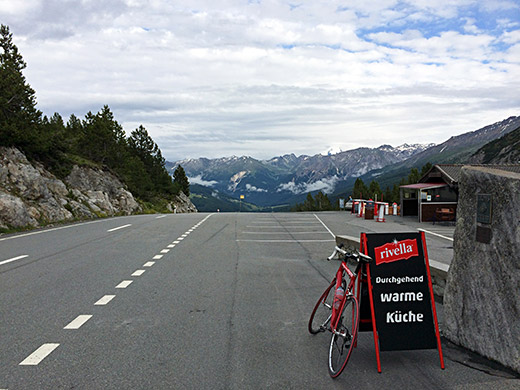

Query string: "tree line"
[293, 163, 433, 212]
[0, 25, 189, 207]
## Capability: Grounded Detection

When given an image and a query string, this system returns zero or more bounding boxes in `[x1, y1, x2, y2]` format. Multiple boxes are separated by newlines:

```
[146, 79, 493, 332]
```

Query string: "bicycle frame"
[330, 261, 359, 333]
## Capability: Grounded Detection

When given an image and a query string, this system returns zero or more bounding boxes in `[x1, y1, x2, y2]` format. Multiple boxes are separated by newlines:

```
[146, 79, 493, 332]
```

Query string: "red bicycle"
[308, 244, 372, 378]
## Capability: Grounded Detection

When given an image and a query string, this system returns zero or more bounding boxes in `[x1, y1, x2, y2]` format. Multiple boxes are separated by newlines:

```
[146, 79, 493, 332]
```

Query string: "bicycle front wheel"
[308, 279, 335, 334]
[328, 294, 359, 378]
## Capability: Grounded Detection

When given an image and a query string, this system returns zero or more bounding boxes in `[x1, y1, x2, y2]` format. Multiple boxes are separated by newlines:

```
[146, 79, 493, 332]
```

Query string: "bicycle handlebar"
[327, 245, 372, 263]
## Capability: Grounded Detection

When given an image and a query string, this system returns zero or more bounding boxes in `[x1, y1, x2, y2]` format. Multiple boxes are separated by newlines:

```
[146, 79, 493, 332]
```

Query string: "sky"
[1, 0, 520, 162]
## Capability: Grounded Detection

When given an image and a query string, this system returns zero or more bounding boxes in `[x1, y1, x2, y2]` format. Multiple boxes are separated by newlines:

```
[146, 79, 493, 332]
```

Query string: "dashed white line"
[167, 244, 175, 248]
[177, 237, 184, 241]
[160, 249, 170, 253]
[64, 315, 92, 330]
[19, 343, 60, 365]
[173, 241, 180, 244]
[107, 224, 131, 232]
[132, 270, 146, 276]
[156, 215, 167, 219]
[94, 295, 116, 305]
[0, 254, 28, 266]
[143, 261, 155, 267]
[153, 255, 163, 260]
[116, 280, 133, 288]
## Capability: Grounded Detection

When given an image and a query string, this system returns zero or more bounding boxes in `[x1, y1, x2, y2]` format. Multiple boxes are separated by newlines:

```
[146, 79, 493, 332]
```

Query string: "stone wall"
[443, 166, 520, 373]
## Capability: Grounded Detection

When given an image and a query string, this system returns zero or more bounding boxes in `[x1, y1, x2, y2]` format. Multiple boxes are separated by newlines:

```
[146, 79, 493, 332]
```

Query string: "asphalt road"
[1, 212, 518, 389]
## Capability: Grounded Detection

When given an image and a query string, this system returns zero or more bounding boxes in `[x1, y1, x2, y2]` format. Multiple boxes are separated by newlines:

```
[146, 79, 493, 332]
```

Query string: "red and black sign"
[358, 232, 444, 372]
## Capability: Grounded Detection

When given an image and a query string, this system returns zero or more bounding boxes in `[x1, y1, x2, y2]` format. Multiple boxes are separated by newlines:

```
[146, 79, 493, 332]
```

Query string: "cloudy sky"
[2, 0, 519, 161]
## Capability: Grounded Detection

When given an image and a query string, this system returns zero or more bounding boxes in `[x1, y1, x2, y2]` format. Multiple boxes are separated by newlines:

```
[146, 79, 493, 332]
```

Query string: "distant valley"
[166, 116, 520, 211]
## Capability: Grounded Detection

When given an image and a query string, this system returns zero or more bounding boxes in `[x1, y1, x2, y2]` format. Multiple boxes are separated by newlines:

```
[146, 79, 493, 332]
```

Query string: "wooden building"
[400, 164, 520, 223]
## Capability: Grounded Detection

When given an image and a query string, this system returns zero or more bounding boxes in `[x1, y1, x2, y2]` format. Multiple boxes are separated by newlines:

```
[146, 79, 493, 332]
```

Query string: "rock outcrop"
[443, 166, 520, 373]
[0, 147, 196, 231]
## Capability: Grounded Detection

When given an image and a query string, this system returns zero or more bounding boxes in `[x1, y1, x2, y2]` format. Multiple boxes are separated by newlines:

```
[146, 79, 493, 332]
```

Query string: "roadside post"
[359, 231, 444, 373]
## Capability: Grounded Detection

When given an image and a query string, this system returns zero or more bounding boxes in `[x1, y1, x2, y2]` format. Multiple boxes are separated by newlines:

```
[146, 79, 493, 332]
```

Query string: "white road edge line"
[19, 343, 60, 365]
[107, 224, 132, 232]
[417, 228, 454, 241]
[0, 254, 28, 266]
[64, 315, 92, 330]
[94, 295, 116, 305]
[313, 214, 335, 238]
[116, 280, 133, 288]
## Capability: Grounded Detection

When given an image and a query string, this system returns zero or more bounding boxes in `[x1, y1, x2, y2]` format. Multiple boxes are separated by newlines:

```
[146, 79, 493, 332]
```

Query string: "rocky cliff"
[0, 147, 196, 231]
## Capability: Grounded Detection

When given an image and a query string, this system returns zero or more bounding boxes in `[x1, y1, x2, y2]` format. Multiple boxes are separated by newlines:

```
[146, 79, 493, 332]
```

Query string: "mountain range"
[166, 115, 520, 211]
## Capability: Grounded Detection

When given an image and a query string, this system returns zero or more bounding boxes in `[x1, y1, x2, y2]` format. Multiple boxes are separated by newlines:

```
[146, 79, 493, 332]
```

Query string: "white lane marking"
[94, 295, 116, 305]
[116, 280, 133, 289]
[313, 214, 335, 238]
[153, 255, 163, 260]
[160, 249, 170, 253]
[181, 234, 188, 237]
[0, 254, 28, 266]
[64, 315, 92, 330]
[107, 224, 131, 232]
[177, 237, 184, 240]
[156, 215, 167, 219]
[143, 261, 155, 267]
[19, 343, 60, 365]
[173, 240, 180, 244]
[417, 228, 454, 241]
[0, 219, 105, 242]
[242, 231, 331, 235]
[132, 270, 146, 276]
[167, 244, 175, 248]
[236, 239, 335, 243]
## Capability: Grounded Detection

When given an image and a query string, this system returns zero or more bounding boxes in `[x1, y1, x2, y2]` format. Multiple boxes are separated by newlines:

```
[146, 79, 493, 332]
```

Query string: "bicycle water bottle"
[333, 286, 345, 310]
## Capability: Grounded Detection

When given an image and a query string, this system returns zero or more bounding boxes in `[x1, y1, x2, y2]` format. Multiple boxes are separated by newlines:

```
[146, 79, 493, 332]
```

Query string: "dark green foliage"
[352, 178, 368, 199]
[0, 24, 42, 151]
[472, 125, 520, 163]
[291, 191, 332, 211]
[173, 165, 190, 196]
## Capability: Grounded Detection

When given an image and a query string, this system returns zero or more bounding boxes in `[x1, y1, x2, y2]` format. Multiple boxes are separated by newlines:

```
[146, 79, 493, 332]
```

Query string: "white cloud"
[188, 175, 219, 187]
[245, 184, 268, 192]
[1, 0, 519, 161]
[277, 176, 339, 195]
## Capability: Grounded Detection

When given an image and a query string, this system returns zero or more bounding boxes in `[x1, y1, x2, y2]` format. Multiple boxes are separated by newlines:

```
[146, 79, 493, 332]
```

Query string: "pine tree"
[0, 24, 41, 149]
[173, 165, 190, 196]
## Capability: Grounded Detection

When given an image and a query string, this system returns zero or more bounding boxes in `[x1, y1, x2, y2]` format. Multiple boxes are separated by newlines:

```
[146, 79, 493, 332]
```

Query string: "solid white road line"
[116, 280, 133, 289]
[94, 295, 116, 305]
[156, 215, 167, 219]
[0, 254, 28, 266]
[19, 343, 60, 365]
[143, 261, 155, 267]
[132, 270, 146, 276]
[236, 239, 335, 243]
[313, 214, 335, 238]
[64, 315, 92, 330]
[107, 224, 131, 232]
[417, 228, 454, 241]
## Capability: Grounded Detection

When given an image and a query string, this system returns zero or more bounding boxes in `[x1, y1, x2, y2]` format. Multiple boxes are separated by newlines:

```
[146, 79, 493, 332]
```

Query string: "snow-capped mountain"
[167, 144, 430, 207]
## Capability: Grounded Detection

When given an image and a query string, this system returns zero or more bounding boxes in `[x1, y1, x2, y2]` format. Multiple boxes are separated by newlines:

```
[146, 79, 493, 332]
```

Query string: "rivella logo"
[374, 239, 419, 265]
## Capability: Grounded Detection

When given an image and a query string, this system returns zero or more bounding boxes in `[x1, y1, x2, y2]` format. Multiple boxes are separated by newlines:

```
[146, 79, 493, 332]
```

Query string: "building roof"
[419, 164, 520, 186]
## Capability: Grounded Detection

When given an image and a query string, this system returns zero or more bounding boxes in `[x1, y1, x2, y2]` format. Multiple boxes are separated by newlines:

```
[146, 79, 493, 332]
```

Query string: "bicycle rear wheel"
[328, 294, 359, 378]
[308, 279, 335, 334]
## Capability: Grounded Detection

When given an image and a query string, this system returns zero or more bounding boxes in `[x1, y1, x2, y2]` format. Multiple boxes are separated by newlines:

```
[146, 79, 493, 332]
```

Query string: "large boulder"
[443, 166, 520, 373]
